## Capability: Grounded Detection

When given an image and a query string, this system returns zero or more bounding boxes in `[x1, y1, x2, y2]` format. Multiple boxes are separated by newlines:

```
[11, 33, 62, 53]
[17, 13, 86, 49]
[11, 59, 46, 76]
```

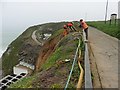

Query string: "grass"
[2, 26, 37, 76]
[41, 47, 62, 70]
[87, 20, 119, 39]
[40, 33, 83, 88]
[2, 22, 65, 76]
[41, 33, 79, 71]
[39, 29, 64, 70]
[8, 75, 35, 88]
[50, 84, 62, 88]
[7, 23, 82, 88]
[3, 21, 84, 88]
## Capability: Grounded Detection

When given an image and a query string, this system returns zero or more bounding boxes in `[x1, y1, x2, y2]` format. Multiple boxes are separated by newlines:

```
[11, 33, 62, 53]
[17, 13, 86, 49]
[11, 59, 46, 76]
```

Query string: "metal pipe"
[76, 49, 84, 90]
[77, 61, 84, 89]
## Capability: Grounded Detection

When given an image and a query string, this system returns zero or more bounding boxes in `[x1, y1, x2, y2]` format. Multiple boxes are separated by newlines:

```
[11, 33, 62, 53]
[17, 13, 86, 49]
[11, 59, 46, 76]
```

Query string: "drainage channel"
[0, 73, 27, 90]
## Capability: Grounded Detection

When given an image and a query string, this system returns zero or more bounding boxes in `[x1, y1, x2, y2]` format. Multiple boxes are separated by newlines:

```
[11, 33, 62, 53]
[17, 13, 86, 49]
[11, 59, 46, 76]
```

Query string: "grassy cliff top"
[87, 20, 119, 39]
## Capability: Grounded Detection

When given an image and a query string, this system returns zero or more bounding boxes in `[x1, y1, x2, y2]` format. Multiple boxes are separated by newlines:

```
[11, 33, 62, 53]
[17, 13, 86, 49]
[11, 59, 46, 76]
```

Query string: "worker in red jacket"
[67, 22, 76, 32]
[63, 24, 69, 37]
[79, 19, 88, 40]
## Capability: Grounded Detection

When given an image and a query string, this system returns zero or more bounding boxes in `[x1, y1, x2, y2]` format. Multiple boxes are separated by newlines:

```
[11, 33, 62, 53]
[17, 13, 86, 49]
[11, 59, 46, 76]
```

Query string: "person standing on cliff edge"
[79, 19, 89, 41]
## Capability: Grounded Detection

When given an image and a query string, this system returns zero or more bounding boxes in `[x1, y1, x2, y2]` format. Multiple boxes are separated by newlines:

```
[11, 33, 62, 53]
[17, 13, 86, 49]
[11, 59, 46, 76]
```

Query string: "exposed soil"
[33, 62, 70, 88]
[35, 34, 63, 72]
[32, 31, 82, 88]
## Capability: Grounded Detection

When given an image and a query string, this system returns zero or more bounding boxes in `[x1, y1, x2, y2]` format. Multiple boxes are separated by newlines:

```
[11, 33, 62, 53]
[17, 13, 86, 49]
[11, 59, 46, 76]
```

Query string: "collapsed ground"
[2, 22, 85, 88]
[2, 20, 118, 88]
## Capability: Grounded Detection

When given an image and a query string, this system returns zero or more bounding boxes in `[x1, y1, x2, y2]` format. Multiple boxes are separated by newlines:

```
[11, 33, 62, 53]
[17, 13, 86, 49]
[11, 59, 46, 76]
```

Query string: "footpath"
[89, 26, 118, 88]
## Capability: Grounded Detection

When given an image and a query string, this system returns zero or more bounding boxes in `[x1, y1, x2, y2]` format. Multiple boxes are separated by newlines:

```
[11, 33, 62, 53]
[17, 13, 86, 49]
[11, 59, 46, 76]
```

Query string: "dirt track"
[89, 26, 118, 88]
[32, 30, 42, 45]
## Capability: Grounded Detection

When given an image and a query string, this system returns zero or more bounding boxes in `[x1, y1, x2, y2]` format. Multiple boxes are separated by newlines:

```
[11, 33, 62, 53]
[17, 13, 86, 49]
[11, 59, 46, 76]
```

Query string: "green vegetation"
[50, 84, 62, 88]
[2, 22, 65, 76]
[41, 47, 62, 70]
[9, 31, 83, 88]
[41, 33, 78, 71]
[87, 20, 119, 39]
[9, 75, 35, 88]
[3, 21, 84, 88]
[2, 26, 37, 76]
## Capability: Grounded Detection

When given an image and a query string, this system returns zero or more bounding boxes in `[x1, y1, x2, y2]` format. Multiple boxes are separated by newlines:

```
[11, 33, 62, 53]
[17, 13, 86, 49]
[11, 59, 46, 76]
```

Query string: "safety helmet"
[80, 19, 83, 22]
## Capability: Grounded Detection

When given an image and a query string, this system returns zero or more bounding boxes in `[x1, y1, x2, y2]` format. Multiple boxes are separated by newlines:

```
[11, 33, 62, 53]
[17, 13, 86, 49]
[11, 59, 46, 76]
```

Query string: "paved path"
[32, 30, 43, 45]
[89, 26, 118, 88]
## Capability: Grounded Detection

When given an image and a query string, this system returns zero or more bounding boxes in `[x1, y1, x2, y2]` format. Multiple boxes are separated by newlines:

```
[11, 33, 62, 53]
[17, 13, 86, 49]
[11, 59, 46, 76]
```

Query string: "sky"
[0, 0, 119, 56]
[1, 1, 119, 31]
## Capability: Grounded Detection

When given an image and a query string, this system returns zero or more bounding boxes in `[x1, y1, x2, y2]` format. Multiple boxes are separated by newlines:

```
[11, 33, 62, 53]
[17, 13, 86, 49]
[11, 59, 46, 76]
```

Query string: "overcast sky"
[1, 0, 119, 32]
[0, 0, 119, 53]
[1, 0, 119, 30]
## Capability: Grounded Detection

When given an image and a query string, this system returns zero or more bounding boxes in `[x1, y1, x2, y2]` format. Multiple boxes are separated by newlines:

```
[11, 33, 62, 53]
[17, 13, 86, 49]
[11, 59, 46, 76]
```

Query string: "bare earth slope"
[89, 26, 118, 88]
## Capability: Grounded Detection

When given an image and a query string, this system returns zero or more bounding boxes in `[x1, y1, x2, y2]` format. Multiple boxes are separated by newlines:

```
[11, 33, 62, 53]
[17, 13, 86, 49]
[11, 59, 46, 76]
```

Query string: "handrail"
[64, 38, 81, 90]
[64, 28, 93, 89]
[83, 29, 93, 89]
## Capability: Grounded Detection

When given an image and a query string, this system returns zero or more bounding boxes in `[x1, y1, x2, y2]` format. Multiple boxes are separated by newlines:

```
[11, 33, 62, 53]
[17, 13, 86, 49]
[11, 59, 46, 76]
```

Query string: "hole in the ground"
[6, 77, 13, 80]
[6, 82, 12, 86]
[12, 79, 18, 82]
[20, 73, 26, 76]
[1, 85, 7, 90]
[0, 83, 3, 87]
[11, 74, 17, 77]
[1, 80, 8, 83]
[16, 76, 22, 79]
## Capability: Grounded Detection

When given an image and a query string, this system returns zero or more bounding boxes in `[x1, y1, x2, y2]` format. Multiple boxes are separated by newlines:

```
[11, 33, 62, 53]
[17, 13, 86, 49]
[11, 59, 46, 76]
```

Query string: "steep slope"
[7, 21, 84, 88]
[2, 26, 38, 76]
[9, 32, 83, 88]
[2, 22, 66, 76]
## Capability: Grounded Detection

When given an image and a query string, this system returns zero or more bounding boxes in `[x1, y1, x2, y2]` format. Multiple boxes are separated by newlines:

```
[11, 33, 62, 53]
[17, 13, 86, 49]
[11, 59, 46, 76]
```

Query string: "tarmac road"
[89, 26, 118, 88]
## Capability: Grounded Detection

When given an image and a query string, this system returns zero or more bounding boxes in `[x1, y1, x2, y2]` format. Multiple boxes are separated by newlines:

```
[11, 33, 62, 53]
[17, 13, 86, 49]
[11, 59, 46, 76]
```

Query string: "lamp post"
[105, 0, 108, 24]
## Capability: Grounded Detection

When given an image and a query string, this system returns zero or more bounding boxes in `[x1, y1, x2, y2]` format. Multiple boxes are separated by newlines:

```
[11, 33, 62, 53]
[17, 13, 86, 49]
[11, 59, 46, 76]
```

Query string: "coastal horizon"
[0, 49, 5, 58]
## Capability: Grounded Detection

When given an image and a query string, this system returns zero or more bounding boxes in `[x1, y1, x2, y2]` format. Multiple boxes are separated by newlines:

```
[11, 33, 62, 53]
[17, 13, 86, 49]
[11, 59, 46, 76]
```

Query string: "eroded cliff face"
[32, 32, 83, 88]
[2, 22, 66, 76]
[5, 21, 84, 88]
[35, 33, 63, 72]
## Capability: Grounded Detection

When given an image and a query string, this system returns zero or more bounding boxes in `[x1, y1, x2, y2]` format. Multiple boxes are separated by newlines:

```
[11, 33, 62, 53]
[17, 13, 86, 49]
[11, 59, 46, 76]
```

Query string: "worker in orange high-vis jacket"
[67, 22, 76, 32]
[79, 19, 88, 40]
[63, 24, 69, 37]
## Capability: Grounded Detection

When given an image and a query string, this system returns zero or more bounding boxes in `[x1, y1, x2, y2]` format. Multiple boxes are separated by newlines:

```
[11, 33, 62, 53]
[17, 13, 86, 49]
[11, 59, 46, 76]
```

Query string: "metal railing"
[64, 29, 93, 89]
[83, 29, 93, 89]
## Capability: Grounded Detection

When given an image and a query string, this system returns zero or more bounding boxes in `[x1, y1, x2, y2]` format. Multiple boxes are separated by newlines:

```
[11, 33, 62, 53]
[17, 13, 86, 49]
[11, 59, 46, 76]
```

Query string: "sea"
[0, 32, 21, 57]
[0, 30, 24, 79]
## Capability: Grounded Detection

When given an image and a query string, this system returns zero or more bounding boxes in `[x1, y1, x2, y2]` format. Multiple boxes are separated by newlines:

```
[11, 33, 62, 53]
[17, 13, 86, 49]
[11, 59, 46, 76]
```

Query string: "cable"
[64, 38, 81, 90]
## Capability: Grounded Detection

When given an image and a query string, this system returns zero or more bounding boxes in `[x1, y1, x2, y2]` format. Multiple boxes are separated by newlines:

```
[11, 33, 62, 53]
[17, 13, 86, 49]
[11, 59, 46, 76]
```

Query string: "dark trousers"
[84, 28, 88, 40]
[69, 26, 76, 32]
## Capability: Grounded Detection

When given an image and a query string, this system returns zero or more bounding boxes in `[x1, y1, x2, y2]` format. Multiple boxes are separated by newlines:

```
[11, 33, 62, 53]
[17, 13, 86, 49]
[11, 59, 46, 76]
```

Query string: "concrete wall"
[13, 65, 28, 75]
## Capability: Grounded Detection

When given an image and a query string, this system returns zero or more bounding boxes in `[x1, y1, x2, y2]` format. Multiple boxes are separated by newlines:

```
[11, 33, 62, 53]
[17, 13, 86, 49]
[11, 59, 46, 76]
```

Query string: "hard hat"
[80, 19, 83, 22]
